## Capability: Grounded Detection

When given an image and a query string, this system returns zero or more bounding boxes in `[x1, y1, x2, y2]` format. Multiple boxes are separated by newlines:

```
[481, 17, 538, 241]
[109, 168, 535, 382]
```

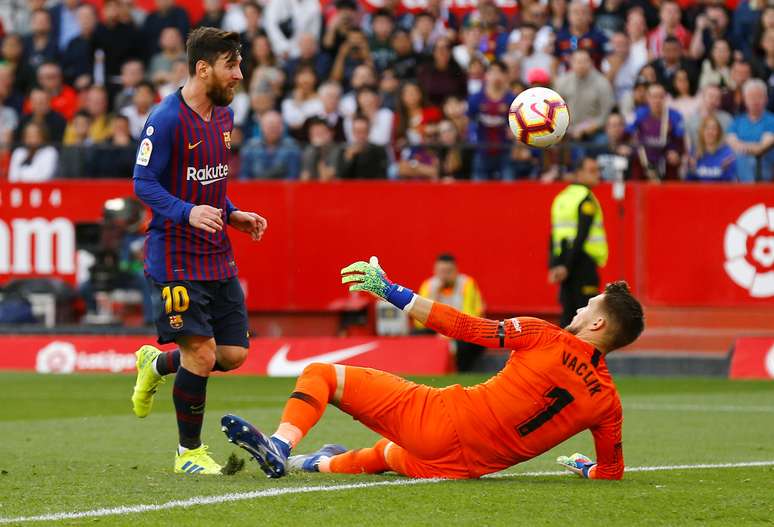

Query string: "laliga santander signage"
[723, 203, 774, 298]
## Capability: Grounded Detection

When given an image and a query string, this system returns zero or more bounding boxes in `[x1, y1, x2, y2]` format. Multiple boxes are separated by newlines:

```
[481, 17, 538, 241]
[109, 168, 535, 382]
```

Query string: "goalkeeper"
[222, 257, 644, 480]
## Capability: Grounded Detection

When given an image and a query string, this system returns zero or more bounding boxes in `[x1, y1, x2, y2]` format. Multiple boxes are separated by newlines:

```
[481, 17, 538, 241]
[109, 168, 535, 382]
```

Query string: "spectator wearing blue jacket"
[687, 115, 737, 182]
[726, 79, 774, 182]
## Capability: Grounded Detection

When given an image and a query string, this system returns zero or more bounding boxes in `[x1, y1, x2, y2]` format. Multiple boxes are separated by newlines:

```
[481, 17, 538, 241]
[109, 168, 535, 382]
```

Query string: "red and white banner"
[0, 335, 451, 376]
[729, 337, 774, 380]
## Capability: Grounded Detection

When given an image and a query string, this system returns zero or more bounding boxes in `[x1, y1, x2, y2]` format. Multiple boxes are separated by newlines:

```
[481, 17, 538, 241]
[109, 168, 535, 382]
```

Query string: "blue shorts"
[149, 277, 249, 348]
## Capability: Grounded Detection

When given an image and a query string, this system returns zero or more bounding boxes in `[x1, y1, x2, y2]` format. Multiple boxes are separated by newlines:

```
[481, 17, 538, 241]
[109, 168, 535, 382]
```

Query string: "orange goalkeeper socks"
[320, 438, 391, 474]
[274, 363, 337, 448]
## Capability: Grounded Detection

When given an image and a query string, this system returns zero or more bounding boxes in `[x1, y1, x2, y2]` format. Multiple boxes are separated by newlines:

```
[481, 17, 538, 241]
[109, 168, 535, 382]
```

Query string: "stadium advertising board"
[0, 336, 451, 376]
[1, 182, 773, 312]
[729, 337, 774, 379]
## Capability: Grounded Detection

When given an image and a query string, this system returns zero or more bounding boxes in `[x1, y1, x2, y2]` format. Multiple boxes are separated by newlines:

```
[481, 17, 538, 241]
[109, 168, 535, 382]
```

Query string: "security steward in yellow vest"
[548, 157, 608, 327]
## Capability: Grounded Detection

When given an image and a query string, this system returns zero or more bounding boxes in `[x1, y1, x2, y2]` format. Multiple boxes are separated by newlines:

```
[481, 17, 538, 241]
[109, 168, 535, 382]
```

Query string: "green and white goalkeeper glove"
[340, 256, 416, 311]
[556, 452, 596, 478]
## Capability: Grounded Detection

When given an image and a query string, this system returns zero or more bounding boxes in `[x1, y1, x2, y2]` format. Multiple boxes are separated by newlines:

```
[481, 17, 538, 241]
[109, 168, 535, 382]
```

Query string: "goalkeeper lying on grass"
[222, 257, 644, 480]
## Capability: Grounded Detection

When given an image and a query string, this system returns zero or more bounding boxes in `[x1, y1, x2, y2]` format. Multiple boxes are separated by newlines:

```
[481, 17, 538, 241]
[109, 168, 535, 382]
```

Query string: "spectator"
[516, 2, 554, 55]
[442, 94, 469, 140]
[59, 110, 91, 178]
[390, 29, 419, 80]
[437, 119, 472, 180]
[624, 8, 650, 69]
[369, 9, 396, 73]
[9, 121, 58, 182]
[197, 0, 225, 29]
[628, 83, 685, 181]
[263, 0, 321, 60]
[669, 68, 700, 121]
[66, 85, 113, 144]
[49, 0, 81, 52]
[751, 7, 774, 62]
[222, 0, 251, 33]
[7, 0, 46, 37]
[554, 0, 608, 71]
[395, 81, 442, 147]
[417, 37, 467, 107]
[86, 114, 136, 178]
[61, 4, 98, 88]
[726, 79, 774, 182]
[687, 114, 737, 182]
[476, 2, 509, 62]
[467, 60, 515, 181]
[594, 0, 627, 38]
[21, 9, 59, 74]
[283, 33, 333, 90]
[602, 31, 648, 103]
[649, 36, 699, 96]
[684, 84, 732, 151]
[157, 58, 189, 99]
[554, 49, 615, 141]
[2, 33, 31, 96]
[281, 66, 323, 138]
[321, 0, 359, 58]
[331, 29, 374, 91]
[733, 0, 765, 60]
[95, 0, 143, 101]
[148, 27, 186, 86]
[242, 88, 277, 140]
[508, 23, 553, 84]
[397, 121, 440, 180]
[548, 0, 569, 32]
[723, 60, 753, 116]
[699, 39, 734, 90]
[313, 81, 346, 142]
[339, 64, 376, 118]
[141, 0, 190, 58]
[335, 114, 389, 179]
[454, 22, 485, 71]
[120, 81, 156, 140]
[0, 97, 18, 153]
[588, 112, 632, 181]
[300, 116, 340, 181]
[345, 85, 393, 146]
[411, 11, 441, 57]
[0, 63, 22, 119]
[240, 110, 301, 179]
[113, 60, 146, 112]
[17, 88, 66, 143]
[648, 0, 691, 57]
[689, 6, 732, 62]
[32, 62, 78, 121]
[238, 1, 264, 61]
[751, 28, 774, 110]
[378, 67, 400, 111]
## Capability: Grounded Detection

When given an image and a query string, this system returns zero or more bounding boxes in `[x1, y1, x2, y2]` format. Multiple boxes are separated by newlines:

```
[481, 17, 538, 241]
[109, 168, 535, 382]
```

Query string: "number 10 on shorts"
[162, 285, 189, 314]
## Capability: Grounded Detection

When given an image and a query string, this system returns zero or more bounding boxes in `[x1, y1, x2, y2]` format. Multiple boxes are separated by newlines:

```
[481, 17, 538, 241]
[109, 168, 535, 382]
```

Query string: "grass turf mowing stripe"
[624, 403, 774, 413]
[1, 460, 773, 524]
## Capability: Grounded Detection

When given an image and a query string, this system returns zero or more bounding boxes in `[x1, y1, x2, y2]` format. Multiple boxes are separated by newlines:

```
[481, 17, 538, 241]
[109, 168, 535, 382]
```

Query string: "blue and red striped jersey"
[133, 89, 239, 283]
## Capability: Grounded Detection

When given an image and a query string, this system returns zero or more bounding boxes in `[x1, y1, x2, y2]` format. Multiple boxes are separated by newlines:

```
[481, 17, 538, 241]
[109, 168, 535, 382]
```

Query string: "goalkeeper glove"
[340, 256, 416, 311]
[556, 452, 596, 478]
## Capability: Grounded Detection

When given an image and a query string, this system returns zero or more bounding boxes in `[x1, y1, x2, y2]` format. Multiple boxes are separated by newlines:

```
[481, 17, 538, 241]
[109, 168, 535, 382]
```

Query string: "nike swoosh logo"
[267, 342, 379, 376]
[199, 177, 228, 186]
[530, 102, 548, 120]
[188, 140, 202, 150]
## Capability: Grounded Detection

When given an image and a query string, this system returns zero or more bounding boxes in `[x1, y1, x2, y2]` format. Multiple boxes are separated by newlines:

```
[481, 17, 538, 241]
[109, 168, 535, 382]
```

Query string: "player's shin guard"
[173, 367, 208, 450]
[321, 438, 391, 474]
[155, 349, 181, 376]
[274, 362, 338, 447]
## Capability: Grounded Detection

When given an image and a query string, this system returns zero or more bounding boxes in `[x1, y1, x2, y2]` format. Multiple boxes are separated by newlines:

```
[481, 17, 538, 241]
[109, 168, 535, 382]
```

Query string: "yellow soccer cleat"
[131, 345, 164, 418]
[174, 445, 223, 475]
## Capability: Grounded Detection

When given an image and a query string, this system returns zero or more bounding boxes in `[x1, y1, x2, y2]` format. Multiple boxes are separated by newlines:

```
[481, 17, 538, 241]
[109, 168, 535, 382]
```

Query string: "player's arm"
[557, 399, 624, 480]
[132, 115, 223, 234]
[341, 257, 545, 349]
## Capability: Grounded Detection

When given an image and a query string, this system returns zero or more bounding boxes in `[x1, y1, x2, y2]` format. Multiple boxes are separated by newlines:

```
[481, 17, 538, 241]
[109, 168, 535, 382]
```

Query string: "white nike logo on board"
[267, 342, 379, 376]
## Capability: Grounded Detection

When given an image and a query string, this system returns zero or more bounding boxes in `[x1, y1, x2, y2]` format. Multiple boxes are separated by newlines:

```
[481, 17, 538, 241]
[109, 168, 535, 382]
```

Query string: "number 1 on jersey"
[517, 386, 574, 437]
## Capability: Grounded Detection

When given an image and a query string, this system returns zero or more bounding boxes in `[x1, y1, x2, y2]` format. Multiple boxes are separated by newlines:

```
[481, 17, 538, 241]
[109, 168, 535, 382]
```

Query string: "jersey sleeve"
[423, 302, 555, 350]
[132, 107, 194, 225]
[588, 397, 624, 480]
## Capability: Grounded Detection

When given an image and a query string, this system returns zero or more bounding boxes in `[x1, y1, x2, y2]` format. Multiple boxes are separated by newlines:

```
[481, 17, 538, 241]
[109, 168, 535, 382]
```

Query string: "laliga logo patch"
[36, 341, 77, 374]
[223, 131, 231, 149]
[169, 314, 184, 330]
[136, 138, 153, 166]
[724, 203, 774, 298]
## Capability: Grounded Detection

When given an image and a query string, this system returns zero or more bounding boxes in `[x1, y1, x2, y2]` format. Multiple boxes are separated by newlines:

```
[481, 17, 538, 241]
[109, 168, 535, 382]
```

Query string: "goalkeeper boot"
[221, 414, 289, 478]
[288, 444, 348, 473]
[174, 445, 222, 475]
[131, 345, 164, 418]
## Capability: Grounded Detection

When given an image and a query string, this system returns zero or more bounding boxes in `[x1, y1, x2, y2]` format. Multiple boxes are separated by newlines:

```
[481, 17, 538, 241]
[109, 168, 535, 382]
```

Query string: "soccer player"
[131, 27, 268, 475]
[222, 257, 644, 480]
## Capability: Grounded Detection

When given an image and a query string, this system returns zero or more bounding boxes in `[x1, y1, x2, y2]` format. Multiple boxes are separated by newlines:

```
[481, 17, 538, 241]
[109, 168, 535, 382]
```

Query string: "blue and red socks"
[173, 367, 208, 450]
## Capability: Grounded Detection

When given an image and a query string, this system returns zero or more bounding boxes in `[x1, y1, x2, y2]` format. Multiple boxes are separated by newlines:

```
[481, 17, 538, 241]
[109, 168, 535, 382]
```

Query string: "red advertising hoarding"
[729, 337, 774, 379]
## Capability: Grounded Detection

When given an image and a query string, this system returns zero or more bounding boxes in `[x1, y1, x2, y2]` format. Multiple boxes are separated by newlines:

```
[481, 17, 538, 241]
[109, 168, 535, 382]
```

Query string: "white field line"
[624, 403, 774, 413]
[1, 460, 773, 524]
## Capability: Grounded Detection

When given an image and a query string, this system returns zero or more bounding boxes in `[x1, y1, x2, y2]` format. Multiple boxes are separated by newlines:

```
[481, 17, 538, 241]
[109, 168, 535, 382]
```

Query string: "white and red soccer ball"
[508, 87, 570, 148]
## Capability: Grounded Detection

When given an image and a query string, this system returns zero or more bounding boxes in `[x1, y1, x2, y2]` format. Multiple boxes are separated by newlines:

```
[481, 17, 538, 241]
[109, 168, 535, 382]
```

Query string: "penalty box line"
[2, 460, 773, 524]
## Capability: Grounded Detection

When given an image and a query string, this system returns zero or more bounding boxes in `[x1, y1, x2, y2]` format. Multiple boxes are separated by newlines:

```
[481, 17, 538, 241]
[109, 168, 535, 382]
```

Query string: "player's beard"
[207, 79, 235, 106]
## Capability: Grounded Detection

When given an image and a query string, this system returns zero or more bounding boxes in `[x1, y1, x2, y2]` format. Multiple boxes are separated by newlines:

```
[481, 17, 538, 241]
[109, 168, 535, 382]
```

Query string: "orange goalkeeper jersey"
[426, 303, 624, 479]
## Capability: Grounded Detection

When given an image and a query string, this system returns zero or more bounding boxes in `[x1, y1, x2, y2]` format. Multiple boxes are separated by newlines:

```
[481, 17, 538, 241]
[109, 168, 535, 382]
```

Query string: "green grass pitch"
[1, 373, 773, 526]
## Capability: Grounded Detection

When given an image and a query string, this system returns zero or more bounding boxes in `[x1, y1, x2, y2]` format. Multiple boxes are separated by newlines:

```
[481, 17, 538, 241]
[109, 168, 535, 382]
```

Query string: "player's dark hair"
[601, 281, 644, 351]
[436, 253, 456, 264]
[186, 27, 241, 76]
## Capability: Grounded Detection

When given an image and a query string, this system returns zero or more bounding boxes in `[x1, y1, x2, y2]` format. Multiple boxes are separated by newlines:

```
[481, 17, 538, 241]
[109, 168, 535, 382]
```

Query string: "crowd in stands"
[0, 0, 772, 183]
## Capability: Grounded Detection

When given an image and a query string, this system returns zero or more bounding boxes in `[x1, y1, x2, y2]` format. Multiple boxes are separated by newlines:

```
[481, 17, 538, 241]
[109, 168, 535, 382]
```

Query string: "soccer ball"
[508, 87, 570, 148]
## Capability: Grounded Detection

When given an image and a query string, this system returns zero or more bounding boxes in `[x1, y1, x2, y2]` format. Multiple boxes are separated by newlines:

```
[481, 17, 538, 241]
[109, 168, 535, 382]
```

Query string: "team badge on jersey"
[169, 314, 184, 330]
[223, 131, 231, 149]
[136, 138, 153, 166]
